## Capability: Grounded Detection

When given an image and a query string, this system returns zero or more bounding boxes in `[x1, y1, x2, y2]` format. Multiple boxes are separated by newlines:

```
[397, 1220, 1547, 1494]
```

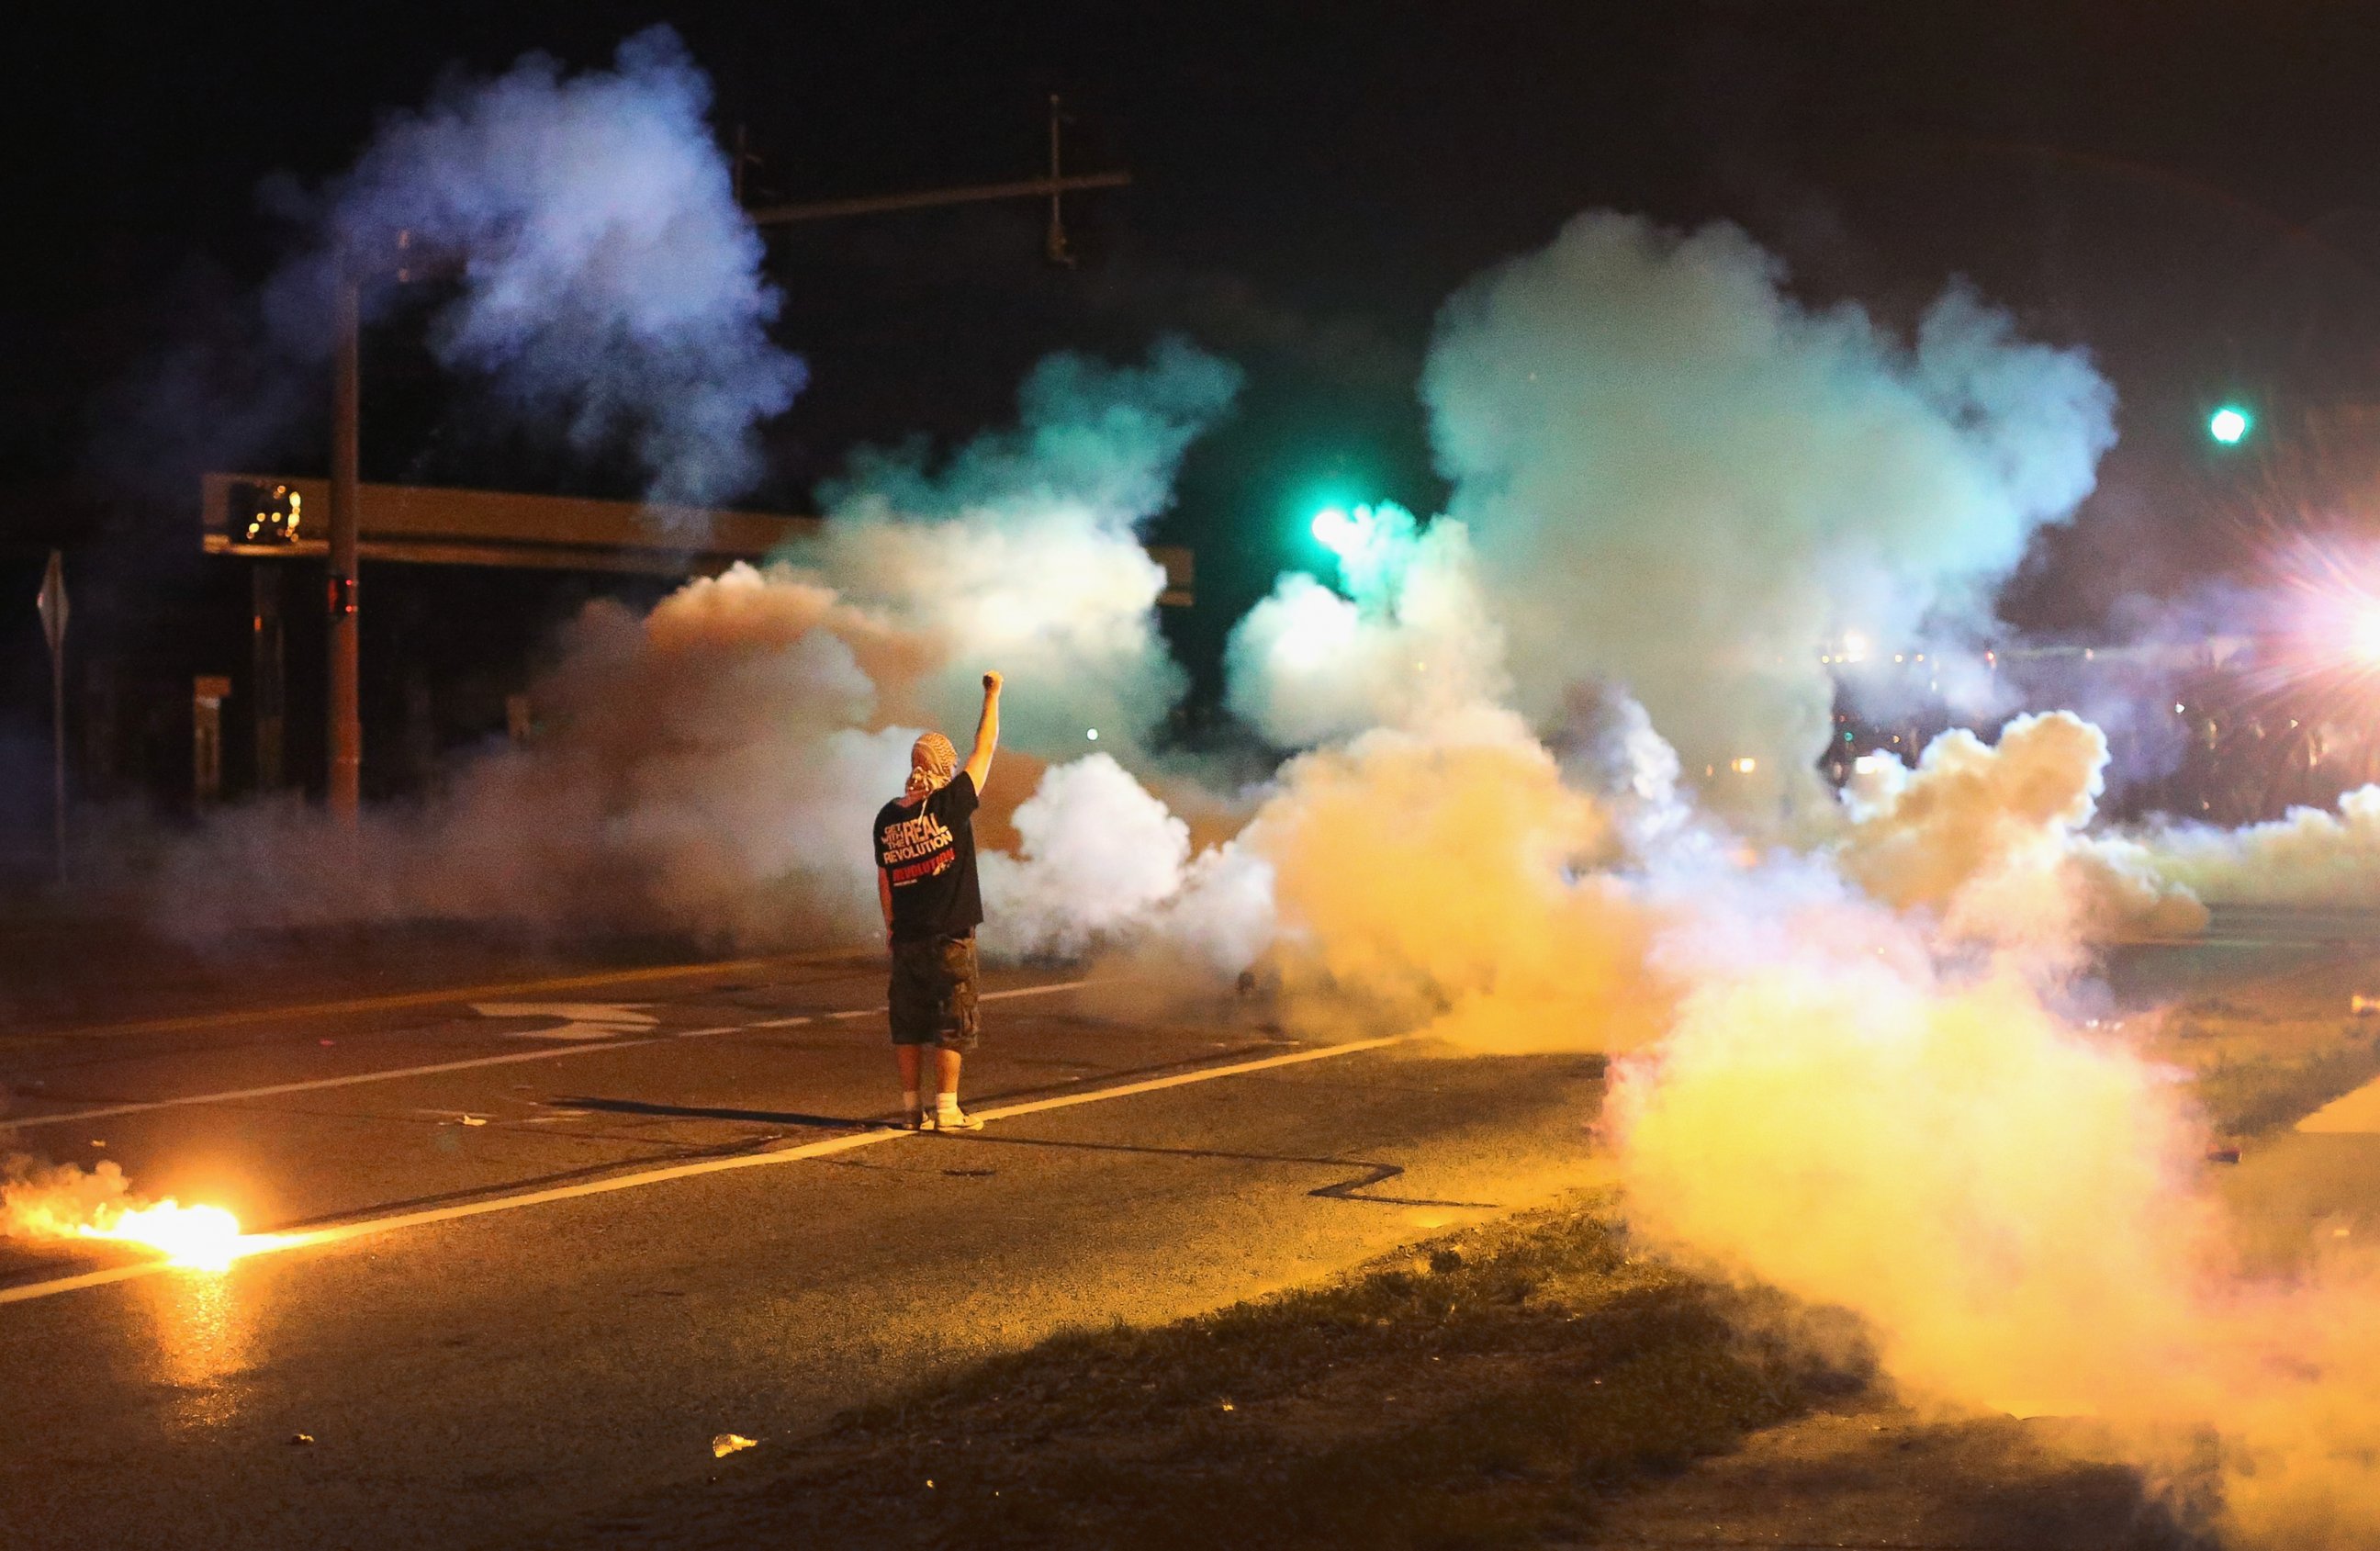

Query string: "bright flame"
[1731, 756, 1757, 775]
[6, 1163, 268, 1273]
[78, 1201, 255, 1272]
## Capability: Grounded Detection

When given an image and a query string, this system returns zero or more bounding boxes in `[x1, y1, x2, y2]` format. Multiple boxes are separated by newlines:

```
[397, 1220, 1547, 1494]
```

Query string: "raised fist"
[982, 670, 1004, 693]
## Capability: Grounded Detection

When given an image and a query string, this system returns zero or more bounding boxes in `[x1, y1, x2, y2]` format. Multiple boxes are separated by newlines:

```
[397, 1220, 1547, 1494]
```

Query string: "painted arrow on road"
[470, 1003, 658, 1041]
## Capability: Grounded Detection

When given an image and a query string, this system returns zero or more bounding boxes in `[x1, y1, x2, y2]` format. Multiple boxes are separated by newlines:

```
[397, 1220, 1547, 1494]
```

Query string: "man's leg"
[932, 1044, 981, 1130]
[898, 1043, 925, 1122]
[928, 936, 983, 1131]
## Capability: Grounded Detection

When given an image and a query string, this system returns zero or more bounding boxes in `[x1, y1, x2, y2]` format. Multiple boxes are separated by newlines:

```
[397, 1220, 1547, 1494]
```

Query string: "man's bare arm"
[878, 867, 894, 941]
[963, 670, 1002, 792]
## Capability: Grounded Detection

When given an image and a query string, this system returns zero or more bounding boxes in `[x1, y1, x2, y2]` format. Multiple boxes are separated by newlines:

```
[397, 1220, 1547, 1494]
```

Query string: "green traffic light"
[2208, 405, 2251, 445]
[1310, 505, 1372, 557]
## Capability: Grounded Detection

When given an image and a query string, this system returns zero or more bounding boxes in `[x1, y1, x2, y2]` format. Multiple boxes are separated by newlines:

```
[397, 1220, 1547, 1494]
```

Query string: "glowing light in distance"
[2208, 406, 2251, 444]
[1852, 753, 1886, 775]
[77, 1201, 257, 1272]
[1085, 728, 1099, 741]
[2352, 610, 2380, 665]
[1309, 505, 1372, 557]
[1837, 630, 1869, 664]
[1731, 757, 1757, 775]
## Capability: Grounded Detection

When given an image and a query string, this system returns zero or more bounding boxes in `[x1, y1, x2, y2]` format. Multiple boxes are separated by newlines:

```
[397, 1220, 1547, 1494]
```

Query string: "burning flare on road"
[71, 1200, 254, 1272]
[2, 1160, 265, 1272]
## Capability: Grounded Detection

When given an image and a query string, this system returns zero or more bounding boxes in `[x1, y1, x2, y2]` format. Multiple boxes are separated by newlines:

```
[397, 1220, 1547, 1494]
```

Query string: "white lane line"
[746, 1016, 815, 1028]
[972, 1034, 1406, 1122]
[985, 980, 1089, 1003]
[0, 1031, 1408, 1307]
[2, 982, 1092, 1132]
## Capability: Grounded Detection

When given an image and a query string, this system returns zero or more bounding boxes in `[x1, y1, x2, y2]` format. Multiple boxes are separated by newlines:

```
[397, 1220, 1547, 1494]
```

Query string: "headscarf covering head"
[905, 731, 958, 796]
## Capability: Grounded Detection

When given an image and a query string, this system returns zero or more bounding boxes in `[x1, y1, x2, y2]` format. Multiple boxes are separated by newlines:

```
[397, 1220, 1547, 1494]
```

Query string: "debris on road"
[712, 1433, 758, 1458]
[289, 1433, 314, 1446]
[2353, 995, 2380, 1017]
[455, 1115, 488, 1127]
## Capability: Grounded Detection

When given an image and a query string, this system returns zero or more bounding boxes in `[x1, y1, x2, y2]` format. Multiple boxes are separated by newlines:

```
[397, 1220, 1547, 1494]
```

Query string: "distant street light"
[2208, 405, 2253, 445]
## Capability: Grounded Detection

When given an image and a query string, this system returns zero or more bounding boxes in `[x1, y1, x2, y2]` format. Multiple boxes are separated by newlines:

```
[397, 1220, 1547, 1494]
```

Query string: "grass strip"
[2196, 1034, 2380, 1137]
[589, 1201, 1861, 1550]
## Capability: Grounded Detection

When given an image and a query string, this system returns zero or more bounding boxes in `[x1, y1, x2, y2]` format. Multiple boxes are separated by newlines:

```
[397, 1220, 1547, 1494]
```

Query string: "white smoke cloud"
[1224, 503, 1509, 747]
[1420, 213, 2115, 816]
[152, 341, 1238, 949]
[265, 25, 803, 507]
[1839, 711, 2207, 947]
[799, 338, 1240, 755]
[981, 755, 1192, 960]
[2142, 785, 2380, 909]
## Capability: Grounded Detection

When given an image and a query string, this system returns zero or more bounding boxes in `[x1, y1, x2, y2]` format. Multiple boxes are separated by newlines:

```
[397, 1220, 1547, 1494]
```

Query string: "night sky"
[7, 2, 2380, 808]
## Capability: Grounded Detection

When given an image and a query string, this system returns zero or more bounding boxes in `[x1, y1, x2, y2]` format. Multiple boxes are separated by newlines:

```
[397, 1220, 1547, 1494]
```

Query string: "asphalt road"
[0, 950, 1607, 1550]
[10, 905, 2380, 1550]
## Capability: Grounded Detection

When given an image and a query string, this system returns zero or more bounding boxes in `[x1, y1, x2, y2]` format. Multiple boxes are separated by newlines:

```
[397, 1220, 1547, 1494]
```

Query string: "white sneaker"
[933, 1106, 984, 1132]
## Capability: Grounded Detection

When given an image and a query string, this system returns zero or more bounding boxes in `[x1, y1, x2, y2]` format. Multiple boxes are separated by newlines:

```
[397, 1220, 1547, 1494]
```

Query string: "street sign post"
[35, 549, 67, 878]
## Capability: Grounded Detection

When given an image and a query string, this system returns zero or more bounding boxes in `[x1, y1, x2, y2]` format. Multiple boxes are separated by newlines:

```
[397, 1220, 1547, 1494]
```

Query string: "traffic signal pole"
[328, 266, 362, 823]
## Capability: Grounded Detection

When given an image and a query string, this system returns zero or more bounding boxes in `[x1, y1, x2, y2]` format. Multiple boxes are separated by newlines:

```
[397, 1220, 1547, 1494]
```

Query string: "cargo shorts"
[888, 933, 981, 1051]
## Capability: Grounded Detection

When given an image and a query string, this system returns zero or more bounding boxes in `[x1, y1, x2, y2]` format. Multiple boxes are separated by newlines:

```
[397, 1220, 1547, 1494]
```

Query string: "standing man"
[875, 670, 1002, 1131]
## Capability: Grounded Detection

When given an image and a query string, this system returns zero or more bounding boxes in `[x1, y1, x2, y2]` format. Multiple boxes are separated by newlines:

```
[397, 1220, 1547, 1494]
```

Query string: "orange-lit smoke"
[1838, 711, 2206, 948]
[1608, 881, 2380, 1546]
[1219, 711, 1668, 1052]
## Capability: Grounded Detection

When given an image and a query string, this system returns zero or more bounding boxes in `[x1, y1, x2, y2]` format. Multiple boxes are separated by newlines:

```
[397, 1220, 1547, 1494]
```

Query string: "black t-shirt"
[874, 770, 982, 942]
